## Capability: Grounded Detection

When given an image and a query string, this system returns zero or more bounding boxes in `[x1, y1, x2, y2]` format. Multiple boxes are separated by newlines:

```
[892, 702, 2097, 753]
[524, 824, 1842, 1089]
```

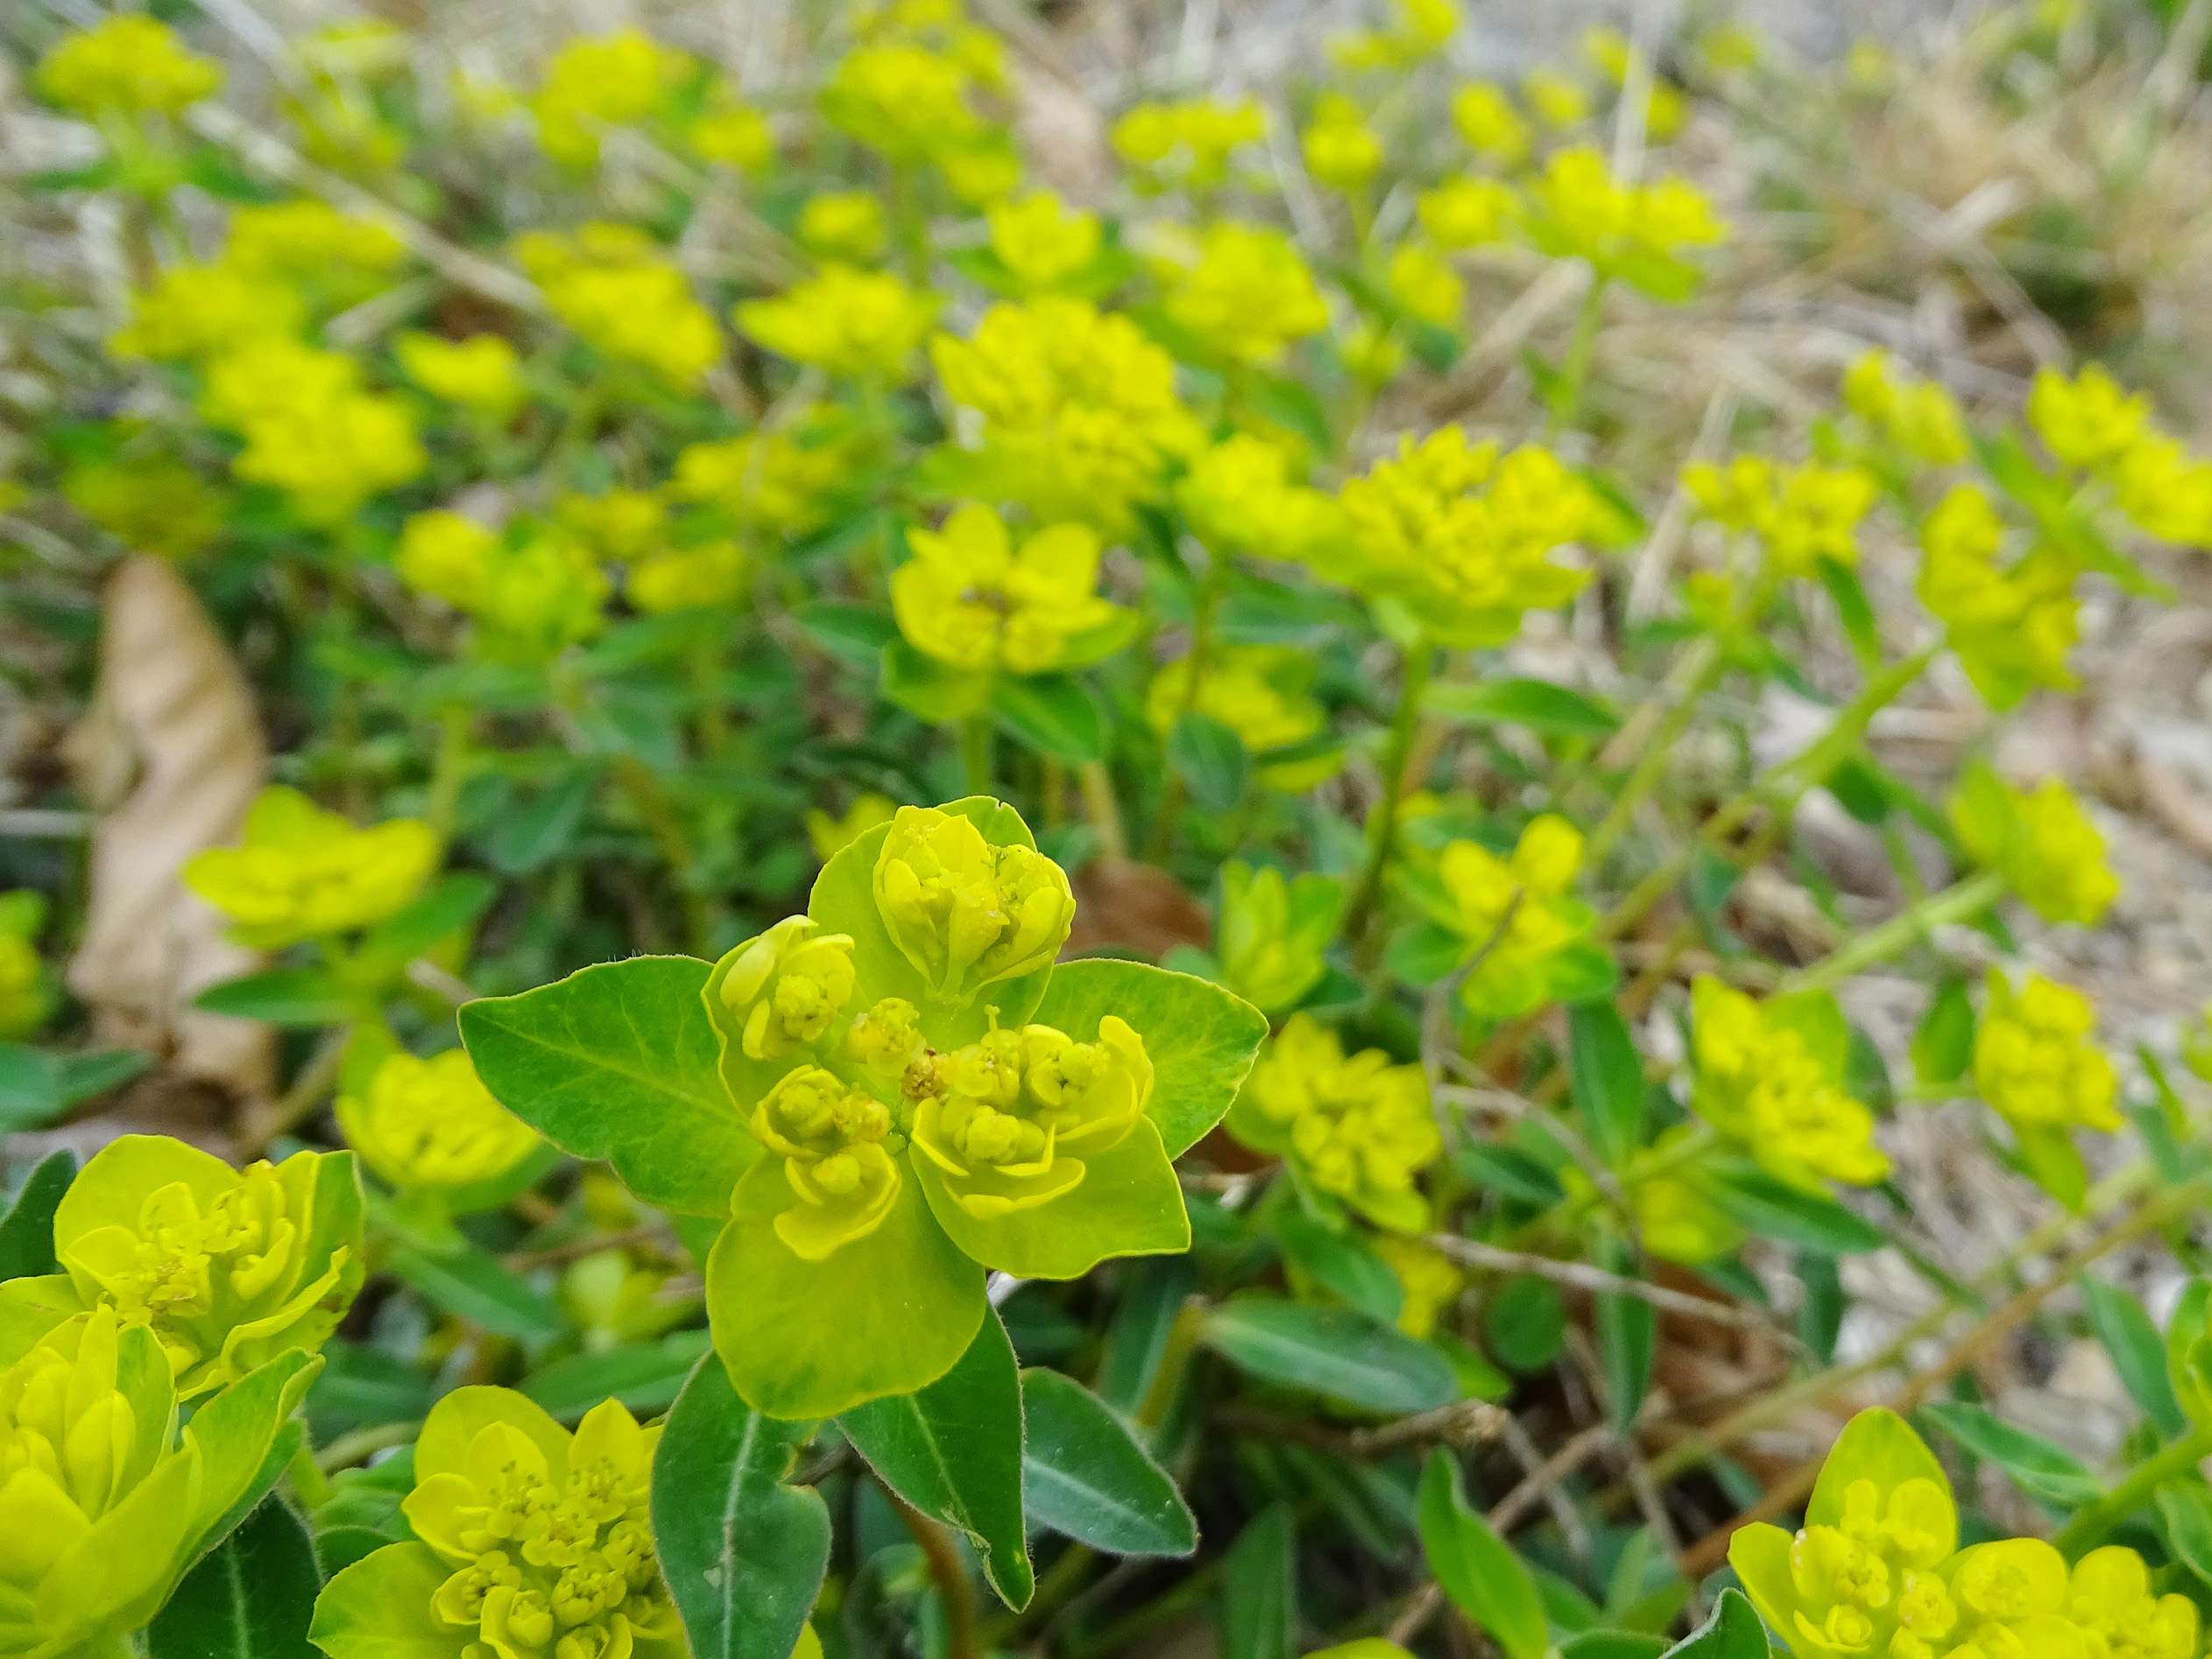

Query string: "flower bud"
[846, 997, 923, 1072]
[873, 806, 1074, 1007]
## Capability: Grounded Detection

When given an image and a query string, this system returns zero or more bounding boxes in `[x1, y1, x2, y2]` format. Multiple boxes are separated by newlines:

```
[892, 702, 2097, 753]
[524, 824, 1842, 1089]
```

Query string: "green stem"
[424, 706, 474, 854]
[1777, 868, 2008, 995]
[1342, 639, 1437, 945]
[959, 713, 994, 796]
[1078, 761, 1127, 861]
[890, 1491, 980, 1659]
[1584, 637, 1727, 872]
[2053, 1424, 2212, 1558]
[1547, 268, 1611, 436]
[286, 1440, 332, 1511]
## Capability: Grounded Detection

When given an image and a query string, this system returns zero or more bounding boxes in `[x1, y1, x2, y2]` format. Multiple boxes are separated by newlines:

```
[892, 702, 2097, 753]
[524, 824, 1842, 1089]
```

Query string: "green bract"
[0, 1135, 364, 1398]
[465, 798, 1266, 1420]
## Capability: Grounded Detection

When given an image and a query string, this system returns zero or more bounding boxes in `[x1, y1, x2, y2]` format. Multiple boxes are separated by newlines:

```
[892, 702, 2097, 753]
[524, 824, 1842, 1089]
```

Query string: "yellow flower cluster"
[931, 297, 1204, 527]
[1974, 971, 2119, 1134]
[223, 199, 406, 309]
[1112, 98, 1265, 194]
[38, 16, 223, 116]
[514, 224, 722, 387]
[1331, 0, 1458, 70]
[0, 893, 51, 1040]
[1584, 27, 1686, 140]
[1682, 455, 1878, 577]
[1452, 82, 1531, 164]
[63, 455, 227, 561]
[1418, 177, 1518, 250]
[1388, 243, 1466, 328]
[201, 339, 428, 523]
[1335, 428, 1594, 646]
[1154, 223, 1331, 364]
[893, 504, 1128, 676]
[1230, 1014, 1441, 1230]
[1948, 764, 2118, 928]
[337, 1049, 543, 1196]
[1691, 977, 1890, 1192]
[1522, 145, 1727, 285]
[1735, 1408, 2196, 1659]
[671, 416, 866, 539]
[1145, 646, 1341, 790]
[186, 787, 436, 950]
[397, 510, 610, 659]
[874, 807, 1076, 1006]
[988, 192, 1103, 290]
[397, 332, 529, 414]
[1919, 484, 2078, 709]
[110, 263, 307, 362]
[1303, 95, 1383, 192]
[1372, 1234, 1464, 1338]
[1523, 68, 1592, 129]
[822, 3, 1015, 200]
[1176, 435, 1346, 564]
[1842, 351, 1968, 465]
[1212, 862, 1346, 1014]
[737, 265, 941, 379]
[629, 538, 748, 613]
[1415, 816, 1595, 1020]
[2031, 365, 2212, 547]
[533, 28, 696, 166]
[799, 191, 890, 262]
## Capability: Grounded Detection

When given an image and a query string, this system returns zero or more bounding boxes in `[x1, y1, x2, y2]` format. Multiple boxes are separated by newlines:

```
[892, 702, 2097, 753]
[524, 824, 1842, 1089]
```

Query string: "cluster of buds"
[874, 807, 1075, 1006]
[1692, 978, 1890, 1192]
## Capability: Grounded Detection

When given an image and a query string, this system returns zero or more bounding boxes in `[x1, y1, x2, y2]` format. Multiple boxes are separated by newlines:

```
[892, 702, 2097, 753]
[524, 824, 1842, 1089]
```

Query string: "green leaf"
[708, 1156, 985, 1420]
[193, 968, 358, 1027]
[1594, 1240, 1654, 1432]
[145, 1497, 321, 1659]
[384, 1239, 564, 1340]
[1455, 1145, 1565, 1209]
[54, 1048, 152, 1107]
[1097, 1258, 1198, 1415]
[653, 1353, 832, 1659]
[1817, 559, 1881, 669]
[1917, 1401, 2099, 1503]
[993, 674, 1107, 765]
[842, 1310, 1033, 1610]
[1702, 1164, 1885, 1254]
[0, 1150, 74, 1280]
[1170, 711, 1250, 814]
[356, 872, 498, 975]
[460, 955, 759, 1218]
[0, 1046, 64, 1133]
[308, 1543, 456, 1658]
[1417, 1449, 1548, 1659]
[795, 601, 898, 667]
[2081, 1278, 2187, 1437]
[1220, 1505, 1297, 1659]
[1030, 959, 1269, 1159]
[1568, 1002, 1644, 1168]
[2158, 1482, 2212, 1590]
[1663, 1588, 1770, 1659]
[1424, 678, 1621, 738]
[1484, 1276, 1565, 1373]
[485, 773, 596, 875]
[520, 1331, 714, 1421]
[1563, 1634, 1672, 1659]
[1912, 979, 1976, 1086]
[1020, 1368, 1197, 1557]
[1203, 1301, 1456, 1413]
[1272, 1211, 1403, 1324]
[186, 1350, 326, 1566]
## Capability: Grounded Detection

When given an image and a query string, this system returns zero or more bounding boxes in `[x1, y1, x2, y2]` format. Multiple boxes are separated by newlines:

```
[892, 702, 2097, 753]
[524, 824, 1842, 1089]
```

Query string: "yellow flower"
[1523, 67, 1591, 128]
[988, 191, 1103, 288]
[1918, 484, 2078, 709]
[62, 455, 227, 560]
[1947, 764, 2118, 927]
[310, 1387, 682, 1659]
[556, 488, 667, 561]
[1372, 1235, 1462, 1338]
[194, 338, 427, 521]
[798, 191, 891, 263]
[1682, 455, 1877, 576]
[2067, 1549, 2199, 1659]
[1212, 861, 1345, 1014]
[1691, 977, 1890, 1191]
[1417, 816, 1597, 1020]
[396, 332, 529, 413]
[931, 298, 1205, 528]
[1155, 223, 1329, 364]
[911, 1016, 1154, 1219]
[737, 265, 941, 379]
[670, 418, 865, 538]
[397, 510, 499, 611]
[1451, 82, 1530, 163]
[38, 16, 222, 116]
[716, 916, 860, 1063]
[186, 786, 437, 949]
[533, 28, 696, 166]
[0, 1135, 363, 1396]
[1228, 1014, 1440, 1230]
[337, 1049, 542, 1196]
[1418, 178, 1517, 250]
[873, 805, 1075, 1006]
[223, 199, 406, 307]
[1330, 0, 1459, 71]
[689, 91, 775, 169]
[2109, 432, 2212, 548]
[1975, 971, 2119, 1134]
[1841, 350, 1968, 465]
[0, 893, 51, 1040]
[628, 540, 748, 613]
[1112, 98, 1265, 193]
[1145, 646, 1341, 791]
[1340, 321, 1408, 387]
[893, 503, 1128, 675]
[808, 794, 900, 861]
[1524, 145, 1728, 279]
[1388, 242, 1464, 327]
[1175, 434, 1346, 564]
[2027, 364, 2149, 471]
[823, 43, 987, 162]
[1335, 429, 1594, 646]
[1302, 95, 1383, 192]
[109, 264, 305, 363]
[514, 224, 722, 387]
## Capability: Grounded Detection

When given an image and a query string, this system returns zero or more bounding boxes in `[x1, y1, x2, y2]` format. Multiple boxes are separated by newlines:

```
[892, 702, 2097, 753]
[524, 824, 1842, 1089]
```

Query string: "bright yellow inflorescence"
[185, 786, 436, 949]
[1974, 971, 2119, 1135]
[514, 225, 722, 388]
[1145, 646, 1341, 791]
[531, 28, 696, 166]
[987, 192, 1103, 289]
[1111, 98, 1265, 194]
[1949, 767, 2119, 928]
[749, 1065, 902, 1260]
[1683, 455, 1878, 577]
[1844, 351, 1968, 466]
[717, 917, 859, 1062]
[1919, 484, 2078, 709]
[398, 332, 530, 414]
[892, 504, 1127, 675]
[1153, 223, 1331, 365]
[1303, 95, 1384, 192]
[1372, 1234, 1464, 1338]
[1234, 1014, 1441, 1230]
[873, 806, 1076, 1006]
[737, 265, 941, 380]
[1418, 816, 1593, 1020]
[1692, 977, 1890, 1192]
[1176, 435, 1346, 565]
[397, 511, 610, 660]
[38, 16, 223, 116]
[337, 1050, 542, 1196]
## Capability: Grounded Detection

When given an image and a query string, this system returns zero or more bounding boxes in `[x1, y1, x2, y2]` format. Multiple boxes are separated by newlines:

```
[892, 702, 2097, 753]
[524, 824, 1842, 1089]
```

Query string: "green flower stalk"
[0, 1136, 363, 1398]
[309, 1386, 683, 1659]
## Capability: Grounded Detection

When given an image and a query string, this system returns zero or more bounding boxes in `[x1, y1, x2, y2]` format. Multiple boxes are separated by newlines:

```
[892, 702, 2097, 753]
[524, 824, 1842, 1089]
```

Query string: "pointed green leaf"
[1020, 1368, 1197, 1557]
[2080, 1277, 2187, 1437]
[843, 1309, 1032, 1609]
[1702, 1164, 1884, 1255]
[520, 1330, 714, 1422]
[2158, 1482, 2212, 1589]
[0, 1149, 74, 1280]
[193, 968, 357, 1027]
[1912, 979, 1975, 1086]
[385, 1237, 563, 1340]
[460, 955, 758, 1217]
[1595, 1243, 1655, 1433]
[653, 1353, 832, 1659]
[1917, 1402, 2099, 1504]
[993, 674, 1107, 765]
[1417, 1449, 1547, 1659]
[1663, 1588, 1770, 1659]
[1272, 1211, 1403, 1324]
[145, 1497, 321, 1659]
[1568, 1002, 1643, 1168]
[1424, 678, 1620, 738]
[1203, 1302, 1455, 1414]
[1221, 1505, 1297, 1659]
